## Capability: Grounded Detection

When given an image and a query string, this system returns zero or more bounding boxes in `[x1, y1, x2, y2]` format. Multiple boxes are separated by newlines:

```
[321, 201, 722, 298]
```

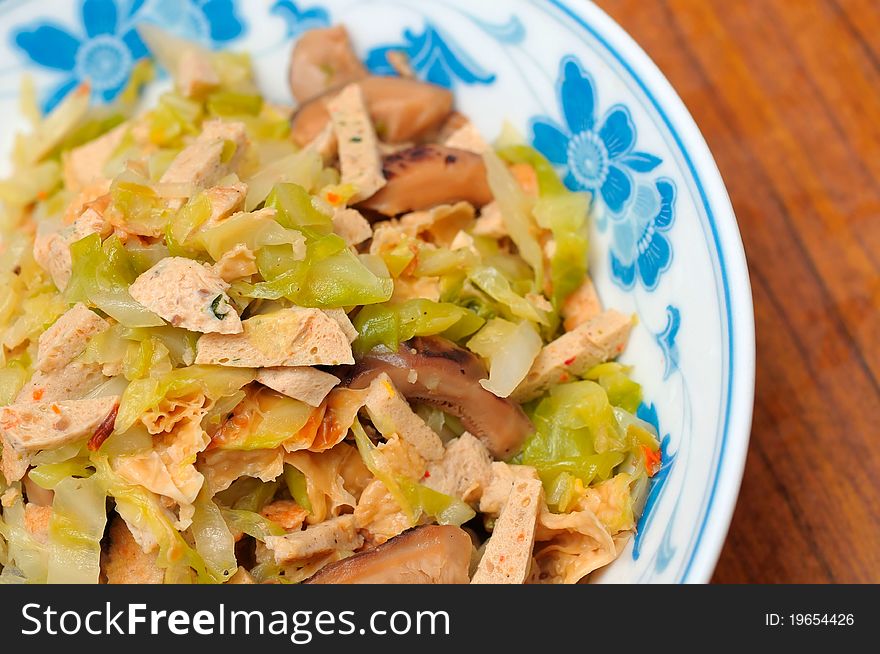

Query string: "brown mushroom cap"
[303, 525, 472, 584]
[356, 144, 493, 217]
[291, 76, 454, 146]
[288, 26, 368, 103]
[343, 336, 533, 459]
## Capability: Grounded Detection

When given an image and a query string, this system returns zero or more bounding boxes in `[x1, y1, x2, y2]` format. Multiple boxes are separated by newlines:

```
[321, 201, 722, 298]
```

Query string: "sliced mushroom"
[291, 76, 454, 146]
[356, 145, 493, 216]
[289, 25, 367, 103]
[304, 525, 472, 584]
[343, 336, 533, 459]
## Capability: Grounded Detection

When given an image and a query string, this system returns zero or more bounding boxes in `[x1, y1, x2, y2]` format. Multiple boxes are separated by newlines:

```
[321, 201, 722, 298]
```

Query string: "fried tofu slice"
[511, 310, 633, 403]
[15, 362, 107, 405]
[24, 503, 52, 545]
[332, 207, 372, 246]
[471, 477, 543, 584]
[199, 448, 285, 494]
[472, 201, 507, 239]
[160, 120, 249, 194]
[176, 48, 220, 99]
[104, 517, 165, 584]
[479, 462, 541, 515]
[326, 84, 386, 202]
[211, 243, 258, 282]
[33, 207, 113, 291]
[562, 276, 603, 332]
[363, 373, 444, 461]
[424, 432, 493, 505]
[443, 120, 490, 154]
[129, 257, 242, 334]
[260, 499, 309, 531]
[195, 307, 354, 367]
[0, 396, 119, 482]
[323, 308, 358, 344]
[202, 182, 248, 231]
[256, 367, 340, 407]
[35, 303, 109, 373]
[62, 123, 128, 193]
[265, 514, 363, 564]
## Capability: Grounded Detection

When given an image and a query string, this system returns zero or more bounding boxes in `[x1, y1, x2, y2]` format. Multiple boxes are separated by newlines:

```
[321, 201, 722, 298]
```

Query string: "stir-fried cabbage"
[67, 234, 165, 328]
[521, 378, 658, 505]
[0, 23, 650, 586]
[46, 476, 107, 584]
[352, 419, 473, 527]
[482, 151, 543, 289]
[467, 318, 542, 398]
[116, 366, 255, 434]
[353, 299, 483, 354]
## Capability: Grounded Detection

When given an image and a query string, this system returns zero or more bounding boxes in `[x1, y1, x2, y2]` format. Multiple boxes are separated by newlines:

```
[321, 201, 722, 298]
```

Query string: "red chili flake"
[326, 192, 341, 205]
[88, 403, 119, 451]
[50, 404, 61, 415]
[641, 444, 662, 478]
[32, 388, 44, 401]
[564, 356, 576, 366]
[423, 470, 431, 479]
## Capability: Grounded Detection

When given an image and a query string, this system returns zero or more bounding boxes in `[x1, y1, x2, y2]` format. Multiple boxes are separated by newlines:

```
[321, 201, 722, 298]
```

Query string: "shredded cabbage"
[66, 234, 165, 328]
[353, 299, 483, 354]
[483, 151, 543, 289]
[211, 389, 314, 451]
[469, 266, 549, 325]
[46, 476, 107, 584]
[352, 418, 473, 526]
[283, 465, 312, 514]
[521, 380, 643, 494]
[116, 366, 255, 434]
[220, 508, 285, 541]
[467, 318, 542, 398]
[190, 489, 238, 583]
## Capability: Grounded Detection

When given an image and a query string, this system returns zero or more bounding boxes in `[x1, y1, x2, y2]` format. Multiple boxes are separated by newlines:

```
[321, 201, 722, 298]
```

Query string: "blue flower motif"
[14, 0, 148, 111]
[609, 178, 676, 291]
[131, 0, 244, 44]
[365, 24, 495, 89]
[270, 0, 330, 38]
[14, 0, 244, 112]
[531, 57, 662, 214]
[632, 402, 677, 561]
[655, 305, 681, 380]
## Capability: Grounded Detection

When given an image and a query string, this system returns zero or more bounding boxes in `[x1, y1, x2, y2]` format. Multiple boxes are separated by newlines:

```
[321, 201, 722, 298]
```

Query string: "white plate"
[0, 0, 755, 583]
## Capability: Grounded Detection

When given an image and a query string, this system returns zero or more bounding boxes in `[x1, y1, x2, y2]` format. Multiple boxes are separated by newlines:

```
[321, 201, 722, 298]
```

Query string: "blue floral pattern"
[531, 57, 662, 214]
[655, 305, 681, 380]
[0, 0, 711, 580]
[365, 24, 495, 88]
[271, 0, 330, 38]
[609, 178, 676, 290]
[13, 0, 244, 111]
[632, 402, 677, 560]
[530, 55, 675, 291]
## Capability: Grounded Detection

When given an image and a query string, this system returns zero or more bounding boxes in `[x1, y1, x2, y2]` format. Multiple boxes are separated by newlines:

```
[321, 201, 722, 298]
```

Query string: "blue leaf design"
[632, 402, 677, 560]
[467, 14, 525, 44]
[270, 0, 330, 38]
[620, 151, 662, 173]
[14, 24, 81, 72]
[197, 0, 245, 43]
[655, 305, 681, 380]
[366, 24, 495, 88]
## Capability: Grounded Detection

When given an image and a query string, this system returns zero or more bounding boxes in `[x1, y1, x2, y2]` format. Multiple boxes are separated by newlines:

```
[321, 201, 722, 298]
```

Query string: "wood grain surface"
[596, 0, 880, 583]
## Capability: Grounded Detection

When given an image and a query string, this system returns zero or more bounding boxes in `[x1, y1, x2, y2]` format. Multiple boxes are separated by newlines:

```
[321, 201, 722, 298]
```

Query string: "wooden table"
[597, 0, 880, 583]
